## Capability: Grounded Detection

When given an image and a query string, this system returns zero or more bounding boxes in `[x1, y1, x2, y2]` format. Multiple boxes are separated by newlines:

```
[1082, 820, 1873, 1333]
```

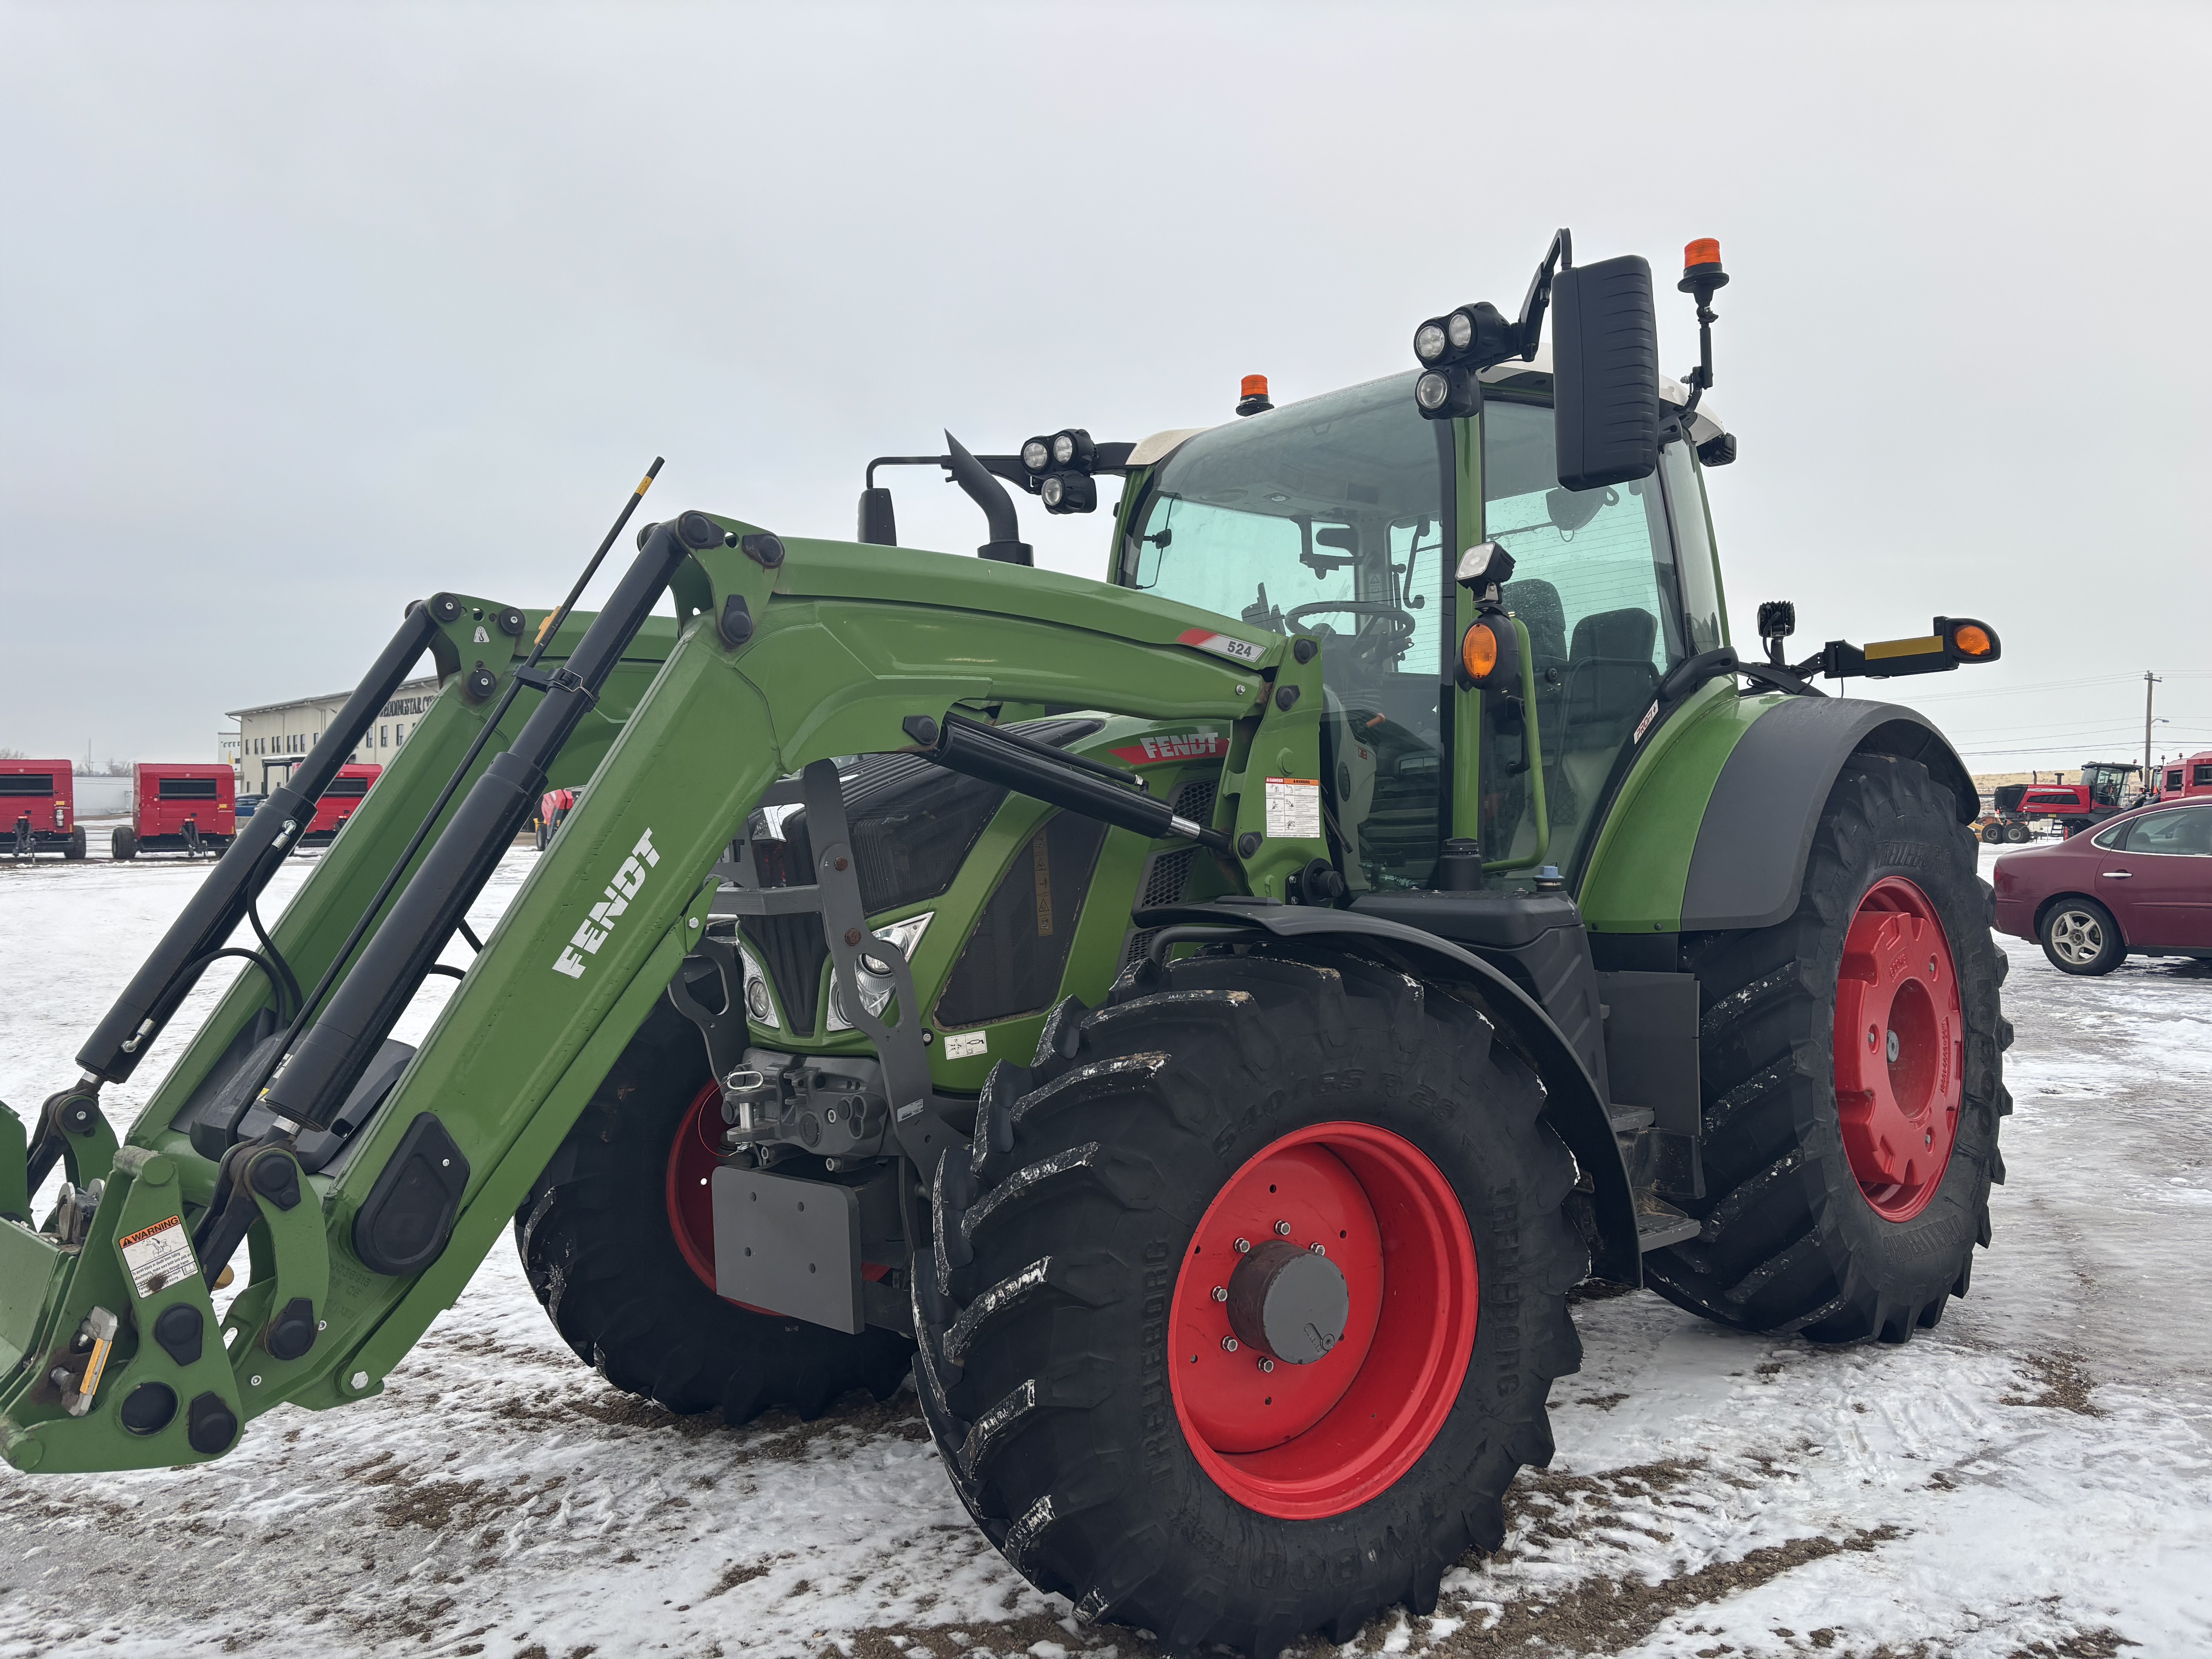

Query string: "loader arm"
[2, 517, 1323, 1474]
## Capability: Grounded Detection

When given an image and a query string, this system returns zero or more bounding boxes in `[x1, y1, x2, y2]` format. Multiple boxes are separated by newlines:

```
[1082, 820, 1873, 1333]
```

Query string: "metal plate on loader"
[711, 1166, 862, 1334]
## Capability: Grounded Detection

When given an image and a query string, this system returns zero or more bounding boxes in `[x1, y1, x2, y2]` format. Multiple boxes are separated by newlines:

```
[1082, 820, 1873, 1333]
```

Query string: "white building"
[227, 675, 440, 794]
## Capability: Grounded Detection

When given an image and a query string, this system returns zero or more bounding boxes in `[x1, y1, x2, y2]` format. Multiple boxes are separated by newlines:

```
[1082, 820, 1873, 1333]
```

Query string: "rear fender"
[1581, 690, 1977, 936]
[1139, 903, 1642, 1284]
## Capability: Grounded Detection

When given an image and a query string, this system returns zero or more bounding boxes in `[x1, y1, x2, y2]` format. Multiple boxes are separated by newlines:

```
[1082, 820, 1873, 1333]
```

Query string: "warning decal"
[1175, 627, 1267, 665]
[118, 1215, 200, 1300]
[1264, 778, 1322, 841]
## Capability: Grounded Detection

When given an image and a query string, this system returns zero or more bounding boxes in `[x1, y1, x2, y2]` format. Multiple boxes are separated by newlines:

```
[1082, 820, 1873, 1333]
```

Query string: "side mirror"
[1551, 254, 1661, 491]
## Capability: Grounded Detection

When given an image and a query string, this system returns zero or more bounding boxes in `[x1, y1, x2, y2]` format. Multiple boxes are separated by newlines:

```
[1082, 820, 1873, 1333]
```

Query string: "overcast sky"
[3, 1, 2207, 776]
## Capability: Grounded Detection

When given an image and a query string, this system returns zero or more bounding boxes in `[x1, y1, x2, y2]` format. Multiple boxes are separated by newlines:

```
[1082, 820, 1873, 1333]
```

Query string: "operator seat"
[1561, 608, 1658, 752]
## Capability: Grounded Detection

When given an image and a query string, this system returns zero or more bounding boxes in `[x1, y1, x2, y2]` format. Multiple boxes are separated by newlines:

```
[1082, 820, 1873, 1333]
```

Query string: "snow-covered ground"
[2, 848, 2207, 1659]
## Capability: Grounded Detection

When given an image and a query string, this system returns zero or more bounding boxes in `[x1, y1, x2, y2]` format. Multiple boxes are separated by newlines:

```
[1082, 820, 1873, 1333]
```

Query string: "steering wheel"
[1284, 600, 1418, 652]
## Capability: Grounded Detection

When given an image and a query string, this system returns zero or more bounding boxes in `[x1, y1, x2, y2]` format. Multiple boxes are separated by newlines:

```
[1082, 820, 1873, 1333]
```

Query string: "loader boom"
[2, 516, 1323, 1472]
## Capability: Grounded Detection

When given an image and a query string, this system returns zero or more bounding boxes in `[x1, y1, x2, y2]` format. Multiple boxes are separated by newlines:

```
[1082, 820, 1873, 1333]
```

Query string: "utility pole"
[2145, 671, 2163, 782]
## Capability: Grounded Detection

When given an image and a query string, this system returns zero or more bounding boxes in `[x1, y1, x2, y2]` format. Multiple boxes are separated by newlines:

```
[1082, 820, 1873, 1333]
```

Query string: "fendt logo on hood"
[552, 829, 660, 980]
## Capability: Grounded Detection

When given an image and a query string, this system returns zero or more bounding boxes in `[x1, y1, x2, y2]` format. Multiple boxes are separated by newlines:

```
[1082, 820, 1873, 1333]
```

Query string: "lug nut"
[1211, 1285, 1228, 1303]
[1257, 1357, 1275, 1374]
[1234, 1238, 1252, 1254]
[1274, 1220, 1292, 1236]
[1221, 1336, 1239, 1353]
[1309, 1242, 1326, 1256]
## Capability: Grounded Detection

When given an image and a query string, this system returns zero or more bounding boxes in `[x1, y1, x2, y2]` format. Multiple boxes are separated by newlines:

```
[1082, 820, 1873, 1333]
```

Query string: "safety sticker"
[1176, 628, 1267, 665]
[942, 1030, 989, 1061]
[1264, 778, 1322, 840]
[118, 1215, 201, 1300]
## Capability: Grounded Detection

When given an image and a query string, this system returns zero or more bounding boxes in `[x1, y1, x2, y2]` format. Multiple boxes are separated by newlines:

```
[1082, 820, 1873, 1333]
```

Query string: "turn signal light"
[1951, 622, 1995, 659]
[1458, 617, 1520, 689]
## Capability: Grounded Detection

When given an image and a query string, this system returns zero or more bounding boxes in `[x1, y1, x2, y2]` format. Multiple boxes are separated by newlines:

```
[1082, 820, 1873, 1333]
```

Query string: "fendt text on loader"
[1, 234, 2011, 1654]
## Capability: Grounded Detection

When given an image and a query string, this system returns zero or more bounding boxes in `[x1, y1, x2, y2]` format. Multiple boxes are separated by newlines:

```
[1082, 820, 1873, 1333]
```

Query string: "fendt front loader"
[1, 235, 2010, 1653]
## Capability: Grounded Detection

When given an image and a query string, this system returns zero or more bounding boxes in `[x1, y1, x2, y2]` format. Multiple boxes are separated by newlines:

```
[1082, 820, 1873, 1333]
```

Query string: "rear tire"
[2040, 897, 2124, 975]
[1645, 754, 2010, 1343]
[65, 826, 86, 860]
[513, 1000, 914, 1422]
[111, 828, 136, 861]
[1979, 823, 2004, 845]
[2003, 822, 2032, 843]
[912, 950, 1585, 1655]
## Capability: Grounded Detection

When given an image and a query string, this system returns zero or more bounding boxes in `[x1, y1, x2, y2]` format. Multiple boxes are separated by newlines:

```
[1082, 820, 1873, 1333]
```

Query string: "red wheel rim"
[1168, 1122, 1477, 1519]
[1832, 876, 1965, 1222]
[666, 1080, 731, 1293]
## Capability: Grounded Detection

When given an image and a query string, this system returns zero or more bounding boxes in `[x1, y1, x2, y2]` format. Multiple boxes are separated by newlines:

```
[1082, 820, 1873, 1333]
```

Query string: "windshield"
[1120, 374, 1449, 890]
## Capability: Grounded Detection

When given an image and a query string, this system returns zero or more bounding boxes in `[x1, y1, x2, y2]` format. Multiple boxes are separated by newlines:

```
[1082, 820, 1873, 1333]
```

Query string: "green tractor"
[1, 233, 2009, 1653]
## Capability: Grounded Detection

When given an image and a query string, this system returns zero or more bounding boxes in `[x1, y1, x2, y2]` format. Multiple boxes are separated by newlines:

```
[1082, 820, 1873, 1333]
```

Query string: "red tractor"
[1980, 760, 2145, 842]
[111, 764, 237, 860]
[0, 759, 84, 860]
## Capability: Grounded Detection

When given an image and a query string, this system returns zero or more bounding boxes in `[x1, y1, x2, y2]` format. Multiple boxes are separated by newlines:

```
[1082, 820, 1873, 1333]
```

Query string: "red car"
[1993, 796, 2212, 974]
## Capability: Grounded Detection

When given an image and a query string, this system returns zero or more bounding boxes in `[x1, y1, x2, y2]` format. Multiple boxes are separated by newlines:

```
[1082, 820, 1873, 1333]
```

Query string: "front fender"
[1139, 902, 1643, 1285]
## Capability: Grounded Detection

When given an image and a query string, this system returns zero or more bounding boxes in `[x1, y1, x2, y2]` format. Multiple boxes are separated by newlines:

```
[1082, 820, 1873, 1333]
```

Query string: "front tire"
[111, 828, 136, 861]
[2003, 822, 2032, 843]
[913, 950, 1585, 1655]
[1979, 823, 2004, 845]
[1645, 754, 2010, 1343]
[2040, 898, 2124, 975]
[65, 826, 86, 860]
[513, 1000, 914, 1422]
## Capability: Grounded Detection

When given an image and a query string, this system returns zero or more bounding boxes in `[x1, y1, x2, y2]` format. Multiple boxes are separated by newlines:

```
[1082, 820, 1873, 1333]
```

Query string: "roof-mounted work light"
[1024, 427, 1101, 515]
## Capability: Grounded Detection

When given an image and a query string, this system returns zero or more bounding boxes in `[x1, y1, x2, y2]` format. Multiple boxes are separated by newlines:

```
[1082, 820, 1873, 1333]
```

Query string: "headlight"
[1415, 371, 1452, 410]
[829, 912, 934, 1029]
[1021, 437, 1051, 473]
[738, 944, 779, 1030]
[1446, 309, 1474, 351]
[1041, 475, 1065, 508]
[1413, 321, 1448, 363]
[1051, 432, 1077, 466]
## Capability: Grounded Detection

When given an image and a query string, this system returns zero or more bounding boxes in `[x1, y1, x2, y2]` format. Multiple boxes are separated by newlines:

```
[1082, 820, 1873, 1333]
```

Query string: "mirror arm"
[1513, 227, 1574, 360]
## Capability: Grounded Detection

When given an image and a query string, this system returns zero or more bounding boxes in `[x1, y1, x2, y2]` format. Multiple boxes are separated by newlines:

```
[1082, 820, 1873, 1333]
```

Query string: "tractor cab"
[2080, 760, 2145, 810]
[1115, 358, 1728, 893]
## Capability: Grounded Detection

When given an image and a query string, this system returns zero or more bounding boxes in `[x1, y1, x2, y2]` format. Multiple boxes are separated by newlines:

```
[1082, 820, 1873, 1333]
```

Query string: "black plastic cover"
[351, 1113, 470, 1276]
[186, 1391, 238, 1455]
[153, 1302, 204, 1367]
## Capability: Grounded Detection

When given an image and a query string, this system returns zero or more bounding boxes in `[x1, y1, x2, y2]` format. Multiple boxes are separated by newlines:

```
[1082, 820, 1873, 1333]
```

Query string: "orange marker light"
[1684, 237, 1722, 268]
[1953, 623, 1993, 657]
[1462, 622, 1501, 681]
[1242, 374, 1269, 399]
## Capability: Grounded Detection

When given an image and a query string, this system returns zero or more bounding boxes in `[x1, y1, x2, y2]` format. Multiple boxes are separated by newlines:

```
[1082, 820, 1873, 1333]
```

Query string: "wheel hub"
[1226, 1239, 1349, 1365]
[1831, 876, 1965, 1221]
